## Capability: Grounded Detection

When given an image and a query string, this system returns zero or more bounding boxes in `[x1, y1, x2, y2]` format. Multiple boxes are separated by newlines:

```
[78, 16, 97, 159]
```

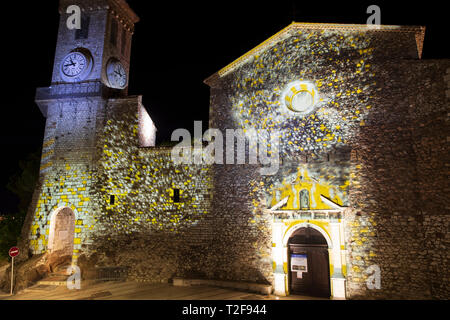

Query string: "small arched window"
[299, 189, 310, 210]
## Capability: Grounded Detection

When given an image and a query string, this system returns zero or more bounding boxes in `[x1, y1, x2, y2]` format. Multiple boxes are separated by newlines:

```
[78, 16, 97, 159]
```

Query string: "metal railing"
[96, 266, 129, 281]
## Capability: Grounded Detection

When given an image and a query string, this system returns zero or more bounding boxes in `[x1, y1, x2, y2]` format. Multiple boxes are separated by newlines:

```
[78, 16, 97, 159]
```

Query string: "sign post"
[8, 247, 19, 295]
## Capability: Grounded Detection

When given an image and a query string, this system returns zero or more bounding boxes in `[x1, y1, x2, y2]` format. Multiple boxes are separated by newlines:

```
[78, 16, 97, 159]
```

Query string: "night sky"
[0, 0, 447, 213]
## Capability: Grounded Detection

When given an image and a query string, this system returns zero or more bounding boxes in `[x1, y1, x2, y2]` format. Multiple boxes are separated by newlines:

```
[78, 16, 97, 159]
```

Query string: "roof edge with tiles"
[204, 22, 426, 86]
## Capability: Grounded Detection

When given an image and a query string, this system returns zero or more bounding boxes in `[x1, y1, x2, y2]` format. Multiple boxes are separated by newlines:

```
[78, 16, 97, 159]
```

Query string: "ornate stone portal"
[270, 204, 347, 298]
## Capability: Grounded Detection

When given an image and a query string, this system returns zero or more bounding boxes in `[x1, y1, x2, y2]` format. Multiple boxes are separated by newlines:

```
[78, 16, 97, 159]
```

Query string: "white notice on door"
[291, 254, 308, 278]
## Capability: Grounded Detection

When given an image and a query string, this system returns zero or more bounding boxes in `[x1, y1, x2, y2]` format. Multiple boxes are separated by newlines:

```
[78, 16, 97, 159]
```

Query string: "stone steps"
[50, 264, 72, 276]
[22, 284, 59, 293]
[37, 275, 70, 286]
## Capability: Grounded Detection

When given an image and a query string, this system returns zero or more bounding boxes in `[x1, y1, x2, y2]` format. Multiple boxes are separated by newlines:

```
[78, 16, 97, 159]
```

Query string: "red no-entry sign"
[9, 247, 19, 258]
[9, 246, 19, 295]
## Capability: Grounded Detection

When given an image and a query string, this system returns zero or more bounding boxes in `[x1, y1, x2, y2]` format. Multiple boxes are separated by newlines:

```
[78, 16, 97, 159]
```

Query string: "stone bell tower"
[36, 0, 139, 173]
[23, 0, 142, 260]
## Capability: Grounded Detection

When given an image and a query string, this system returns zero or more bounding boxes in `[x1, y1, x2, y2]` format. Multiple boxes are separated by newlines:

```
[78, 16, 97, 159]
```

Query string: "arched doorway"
[48, 207, 75, 258]
[288, 227, 331, 298]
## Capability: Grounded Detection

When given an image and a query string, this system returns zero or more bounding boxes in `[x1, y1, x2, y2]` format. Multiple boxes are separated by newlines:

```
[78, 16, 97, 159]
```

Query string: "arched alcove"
[48, 207, 76, 256]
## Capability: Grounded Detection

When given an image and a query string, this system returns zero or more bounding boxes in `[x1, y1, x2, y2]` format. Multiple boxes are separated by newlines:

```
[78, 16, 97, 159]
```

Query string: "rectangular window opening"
[75, 15, 90, 40]
[121, 28, 128, 55]
[110, 195, 116, 205]
[173, 189, 180, 203]
[110, 18, 118, 47]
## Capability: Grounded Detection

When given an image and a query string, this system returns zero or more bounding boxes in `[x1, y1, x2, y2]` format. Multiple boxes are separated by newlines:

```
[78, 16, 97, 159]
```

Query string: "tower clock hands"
[114, 68, 124, 76]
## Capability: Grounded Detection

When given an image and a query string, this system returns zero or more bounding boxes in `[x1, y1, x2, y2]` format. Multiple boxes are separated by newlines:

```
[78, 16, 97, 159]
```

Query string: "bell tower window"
[121, 28, 128, 55]
[110, 18, 118, 47]
[75, 15, 90, 40]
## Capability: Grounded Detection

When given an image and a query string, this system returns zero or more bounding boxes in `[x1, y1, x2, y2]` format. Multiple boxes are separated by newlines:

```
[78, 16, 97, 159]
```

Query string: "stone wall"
[83, 96, 214, 282]
[22, 97, 105, 259]
[345, 59, 449, 299]
[208, 163, 273, 284]
[411, 61, 449, 299]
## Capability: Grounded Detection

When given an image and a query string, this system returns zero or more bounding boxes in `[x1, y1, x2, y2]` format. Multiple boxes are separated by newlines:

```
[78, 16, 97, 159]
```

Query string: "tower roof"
[59, 0, 139, 25]
[204, 22, 426, 86]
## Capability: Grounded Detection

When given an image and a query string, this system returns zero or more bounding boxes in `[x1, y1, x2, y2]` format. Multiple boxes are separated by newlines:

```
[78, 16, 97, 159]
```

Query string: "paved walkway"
[0, 281, 326, 300]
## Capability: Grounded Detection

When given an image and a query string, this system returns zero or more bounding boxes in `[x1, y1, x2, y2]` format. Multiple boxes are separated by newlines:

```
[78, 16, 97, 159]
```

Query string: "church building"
[20, 0, 449, 299]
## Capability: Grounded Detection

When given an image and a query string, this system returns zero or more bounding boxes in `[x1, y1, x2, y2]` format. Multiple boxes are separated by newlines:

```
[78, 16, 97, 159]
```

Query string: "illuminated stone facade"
[205, 24, 449, 299]
[20, 1, 449, 300]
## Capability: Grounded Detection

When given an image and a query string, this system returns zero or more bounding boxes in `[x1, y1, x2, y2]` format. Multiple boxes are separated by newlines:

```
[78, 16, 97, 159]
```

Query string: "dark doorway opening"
[288, 227, 331, 298]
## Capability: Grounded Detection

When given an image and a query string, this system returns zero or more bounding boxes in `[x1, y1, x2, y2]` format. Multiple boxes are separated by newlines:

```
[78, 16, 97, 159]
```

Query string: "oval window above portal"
[281, 81, 319, 115]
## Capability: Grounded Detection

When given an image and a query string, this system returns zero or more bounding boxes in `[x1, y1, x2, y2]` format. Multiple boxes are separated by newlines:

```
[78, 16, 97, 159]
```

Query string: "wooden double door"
[289, 244, 331, 298]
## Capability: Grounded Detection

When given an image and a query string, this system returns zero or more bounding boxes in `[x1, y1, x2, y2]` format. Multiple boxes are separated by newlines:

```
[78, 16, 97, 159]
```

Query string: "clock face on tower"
[106, 59, 128, 89]
[60, 50, 93, 82]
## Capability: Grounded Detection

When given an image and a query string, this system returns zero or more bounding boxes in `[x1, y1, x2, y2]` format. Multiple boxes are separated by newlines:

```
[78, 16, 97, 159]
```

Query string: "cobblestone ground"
[0, 281, 327, 300]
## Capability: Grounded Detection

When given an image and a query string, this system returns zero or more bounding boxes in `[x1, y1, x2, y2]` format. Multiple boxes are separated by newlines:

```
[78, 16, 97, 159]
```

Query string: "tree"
[0, 215, 24, 260]
[7, 151, 41, 213]
[0, 150, 40, 260]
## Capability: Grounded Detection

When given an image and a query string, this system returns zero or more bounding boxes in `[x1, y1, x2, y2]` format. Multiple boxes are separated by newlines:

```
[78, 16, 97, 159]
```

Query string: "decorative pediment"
[267, 168, 348, 211]
[269, 194, 345, 213]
